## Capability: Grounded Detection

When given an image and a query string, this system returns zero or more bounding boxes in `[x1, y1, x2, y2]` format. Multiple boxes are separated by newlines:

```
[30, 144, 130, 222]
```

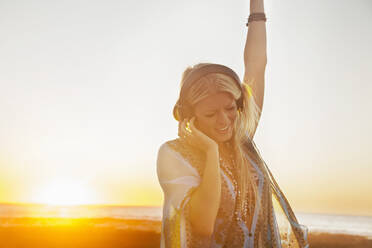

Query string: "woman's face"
[193, 91, 237, 144]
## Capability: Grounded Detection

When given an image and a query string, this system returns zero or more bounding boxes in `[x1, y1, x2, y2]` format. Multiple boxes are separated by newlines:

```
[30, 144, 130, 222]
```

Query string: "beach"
[1, 217, 372, 248]
[0, 217, 160, 248]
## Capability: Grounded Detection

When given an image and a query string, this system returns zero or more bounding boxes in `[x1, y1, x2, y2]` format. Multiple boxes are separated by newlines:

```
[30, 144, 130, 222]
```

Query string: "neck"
[218, 140, 234, 155]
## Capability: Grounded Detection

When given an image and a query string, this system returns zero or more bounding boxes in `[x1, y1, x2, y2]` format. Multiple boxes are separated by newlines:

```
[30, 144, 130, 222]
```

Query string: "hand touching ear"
[179, 117, 218, 153]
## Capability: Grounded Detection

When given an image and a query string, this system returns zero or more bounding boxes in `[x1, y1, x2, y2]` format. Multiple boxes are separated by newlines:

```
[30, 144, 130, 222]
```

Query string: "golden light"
[34, 178, 96, 206]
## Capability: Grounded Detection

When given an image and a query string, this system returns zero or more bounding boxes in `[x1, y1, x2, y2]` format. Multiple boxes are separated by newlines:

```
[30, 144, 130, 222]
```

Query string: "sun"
[34, 179, 96, 206]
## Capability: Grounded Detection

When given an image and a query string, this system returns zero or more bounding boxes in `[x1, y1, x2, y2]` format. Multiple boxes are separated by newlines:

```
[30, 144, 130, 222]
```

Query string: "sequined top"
[157, 138, 309, 248]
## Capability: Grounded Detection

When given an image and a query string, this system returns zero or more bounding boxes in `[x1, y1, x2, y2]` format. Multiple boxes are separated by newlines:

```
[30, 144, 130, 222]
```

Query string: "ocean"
[0, 203, 371, 238]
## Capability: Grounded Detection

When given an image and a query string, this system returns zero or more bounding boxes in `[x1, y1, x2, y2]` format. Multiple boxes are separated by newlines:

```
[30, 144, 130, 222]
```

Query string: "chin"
[212, 132, 234, 143]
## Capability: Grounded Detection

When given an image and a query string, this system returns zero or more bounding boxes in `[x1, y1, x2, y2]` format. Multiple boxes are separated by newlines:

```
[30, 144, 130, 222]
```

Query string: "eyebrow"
[204, 109, 217, 113]
[203, 102, 236, 112]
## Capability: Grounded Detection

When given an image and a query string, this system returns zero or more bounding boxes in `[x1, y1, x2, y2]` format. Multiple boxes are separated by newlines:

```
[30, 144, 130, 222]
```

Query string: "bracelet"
[246, 12, 267, 27]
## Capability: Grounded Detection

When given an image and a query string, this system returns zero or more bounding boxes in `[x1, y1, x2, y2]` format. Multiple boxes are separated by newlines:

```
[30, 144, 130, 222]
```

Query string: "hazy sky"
[0, 0, 371, 216]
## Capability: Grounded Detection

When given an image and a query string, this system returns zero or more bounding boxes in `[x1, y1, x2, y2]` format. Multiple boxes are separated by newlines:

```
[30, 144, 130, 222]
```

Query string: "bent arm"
[157, 144, 221, 238]
[188, 147, 221, 237]
[244, 0, 267, 133]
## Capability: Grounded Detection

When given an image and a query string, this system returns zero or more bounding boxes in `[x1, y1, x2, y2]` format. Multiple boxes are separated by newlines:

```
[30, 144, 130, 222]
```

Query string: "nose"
[216, 111, 230, 127]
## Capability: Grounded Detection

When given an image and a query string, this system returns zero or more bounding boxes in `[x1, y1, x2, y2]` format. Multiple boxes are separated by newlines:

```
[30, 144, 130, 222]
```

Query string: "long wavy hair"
[178, 62, 262, 215]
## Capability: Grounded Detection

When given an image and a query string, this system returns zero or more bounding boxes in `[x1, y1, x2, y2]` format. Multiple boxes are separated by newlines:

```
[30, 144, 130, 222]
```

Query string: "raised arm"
[243, 0, 267, 136]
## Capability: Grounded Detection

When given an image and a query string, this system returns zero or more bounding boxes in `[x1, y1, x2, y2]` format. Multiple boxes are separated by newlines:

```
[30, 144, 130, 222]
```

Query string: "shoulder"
[157, 138, 186, 169]
[157, 138, 199, 157]
[157, 138, 205, 176]
[157, 138, 181, 158]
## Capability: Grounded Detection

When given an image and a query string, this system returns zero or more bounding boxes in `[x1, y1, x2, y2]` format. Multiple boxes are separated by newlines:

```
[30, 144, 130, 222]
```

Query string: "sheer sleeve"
[157, 142, 212, 248]
[157, 143, 200, 211]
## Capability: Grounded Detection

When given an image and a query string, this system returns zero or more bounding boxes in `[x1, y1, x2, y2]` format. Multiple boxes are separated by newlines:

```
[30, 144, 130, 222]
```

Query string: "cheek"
[195, 117, 215, 133]
[223, 109, 237, 122]
[229, 111, 237, 122]
[227, 112, 238, 129]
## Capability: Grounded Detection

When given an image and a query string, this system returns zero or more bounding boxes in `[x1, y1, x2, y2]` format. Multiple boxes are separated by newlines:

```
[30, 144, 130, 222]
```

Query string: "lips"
[215, 125, 230, 135]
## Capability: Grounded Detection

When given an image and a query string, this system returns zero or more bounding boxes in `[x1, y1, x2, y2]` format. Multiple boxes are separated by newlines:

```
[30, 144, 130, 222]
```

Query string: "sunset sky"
[0, 0, 371, 216]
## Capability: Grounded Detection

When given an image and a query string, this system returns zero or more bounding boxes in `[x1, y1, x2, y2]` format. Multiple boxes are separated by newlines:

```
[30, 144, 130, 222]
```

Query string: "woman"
[157, 0, 309, 247]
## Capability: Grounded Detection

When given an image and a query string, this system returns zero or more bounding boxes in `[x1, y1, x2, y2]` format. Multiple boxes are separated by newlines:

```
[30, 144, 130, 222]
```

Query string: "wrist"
[246, 13, 267, 27]
[206, 145, 219, 156]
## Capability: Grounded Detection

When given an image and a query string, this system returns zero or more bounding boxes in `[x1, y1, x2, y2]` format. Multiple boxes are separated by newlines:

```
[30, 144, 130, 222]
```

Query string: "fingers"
[179, 119, 186, 138]
[189, 117, 196, 133]
[179, 119, 192, 140]
[178, 120, 183, 137]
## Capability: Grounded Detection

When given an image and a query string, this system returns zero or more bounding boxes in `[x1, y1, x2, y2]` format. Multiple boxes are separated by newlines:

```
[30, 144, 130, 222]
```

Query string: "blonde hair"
[181, 63, 262, 215]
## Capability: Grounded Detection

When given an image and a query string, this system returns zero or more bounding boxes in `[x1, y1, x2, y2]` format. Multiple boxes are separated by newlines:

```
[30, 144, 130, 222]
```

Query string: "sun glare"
[34, 179, 95, 206]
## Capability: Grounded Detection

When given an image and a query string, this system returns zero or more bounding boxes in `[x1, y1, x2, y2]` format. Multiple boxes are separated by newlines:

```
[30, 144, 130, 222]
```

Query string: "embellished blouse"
[157, 138, 309, 248]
